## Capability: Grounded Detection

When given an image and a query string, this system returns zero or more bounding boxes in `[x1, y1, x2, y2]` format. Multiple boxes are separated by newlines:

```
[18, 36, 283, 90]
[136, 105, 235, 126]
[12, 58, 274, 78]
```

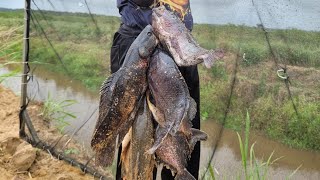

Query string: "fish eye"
[147, 32, 152, 36]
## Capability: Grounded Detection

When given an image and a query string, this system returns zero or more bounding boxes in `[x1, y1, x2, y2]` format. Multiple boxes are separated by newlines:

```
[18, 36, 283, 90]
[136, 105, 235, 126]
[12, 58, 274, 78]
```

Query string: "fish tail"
[148, 122, 174, 154]
[146, 129, 168, 154]
[189, 128, 208, 151]
[175, 169, 196, 180]
[201, 49, 225, 68]
[201, 52, 214, 68]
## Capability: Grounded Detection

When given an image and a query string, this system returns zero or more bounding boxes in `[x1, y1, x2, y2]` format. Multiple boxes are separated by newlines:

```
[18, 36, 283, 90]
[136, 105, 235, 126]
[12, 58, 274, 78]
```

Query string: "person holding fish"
[110, 0, 201, 179]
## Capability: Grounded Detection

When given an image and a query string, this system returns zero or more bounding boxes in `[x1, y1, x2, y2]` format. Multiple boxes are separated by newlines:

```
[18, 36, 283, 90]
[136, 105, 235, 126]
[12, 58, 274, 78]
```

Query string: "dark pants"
[111, 25, 200, 180]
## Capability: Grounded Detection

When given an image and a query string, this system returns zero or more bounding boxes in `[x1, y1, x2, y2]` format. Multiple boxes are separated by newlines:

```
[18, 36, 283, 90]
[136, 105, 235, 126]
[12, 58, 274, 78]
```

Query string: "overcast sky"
[1, 0, 319, 31]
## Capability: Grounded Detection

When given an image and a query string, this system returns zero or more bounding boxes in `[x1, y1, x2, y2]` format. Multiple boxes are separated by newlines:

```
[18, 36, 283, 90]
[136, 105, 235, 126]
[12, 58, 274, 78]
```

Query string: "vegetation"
[40, 93, 77, 132]
[0, 10, 319, 151]
[193, 24, 320, 67]
[203, 112, 300, 179]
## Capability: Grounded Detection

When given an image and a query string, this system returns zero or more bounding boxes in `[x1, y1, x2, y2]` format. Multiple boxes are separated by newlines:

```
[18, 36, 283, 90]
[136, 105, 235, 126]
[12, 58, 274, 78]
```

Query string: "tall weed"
[40, 93, 77, 132]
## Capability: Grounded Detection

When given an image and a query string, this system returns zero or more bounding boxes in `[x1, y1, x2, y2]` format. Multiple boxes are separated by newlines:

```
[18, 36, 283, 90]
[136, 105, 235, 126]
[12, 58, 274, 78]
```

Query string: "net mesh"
[0, 0, 319, 179]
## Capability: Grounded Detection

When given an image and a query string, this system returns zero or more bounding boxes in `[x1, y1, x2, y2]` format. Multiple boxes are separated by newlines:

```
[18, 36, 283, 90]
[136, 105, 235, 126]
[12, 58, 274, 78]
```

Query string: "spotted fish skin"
[155, 129, 207, 180]
[91, 25, 158, 167]
[121, 97, 155, 180]
[147, 50, 196, 154]
[152, 6, 224, 68]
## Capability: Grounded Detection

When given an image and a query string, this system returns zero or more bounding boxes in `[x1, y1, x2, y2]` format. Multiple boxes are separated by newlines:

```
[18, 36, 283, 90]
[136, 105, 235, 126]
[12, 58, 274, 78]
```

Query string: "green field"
[1, 10, 319, 151]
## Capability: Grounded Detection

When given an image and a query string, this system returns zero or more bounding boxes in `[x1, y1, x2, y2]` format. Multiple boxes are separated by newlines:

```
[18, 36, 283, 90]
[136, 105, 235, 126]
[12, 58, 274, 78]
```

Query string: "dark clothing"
[111, 27, 200, 180]
[117, 0, 152, 30]
[117, 0, 193, 31]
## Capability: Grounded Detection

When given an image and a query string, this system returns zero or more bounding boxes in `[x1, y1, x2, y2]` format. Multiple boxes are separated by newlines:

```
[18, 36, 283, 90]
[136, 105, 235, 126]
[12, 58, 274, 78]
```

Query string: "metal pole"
[20, 0, 31, 137]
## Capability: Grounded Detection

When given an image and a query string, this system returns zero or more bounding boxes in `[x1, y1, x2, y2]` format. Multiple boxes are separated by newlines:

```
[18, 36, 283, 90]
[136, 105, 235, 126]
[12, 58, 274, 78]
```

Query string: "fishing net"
[0, 0, 319, 179]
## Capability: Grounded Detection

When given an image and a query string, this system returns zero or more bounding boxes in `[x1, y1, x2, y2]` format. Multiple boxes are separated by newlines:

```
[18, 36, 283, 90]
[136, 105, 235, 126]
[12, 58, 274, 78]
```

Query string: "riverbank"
[0, 85, 100, 179]
[1, 9, 319, 151]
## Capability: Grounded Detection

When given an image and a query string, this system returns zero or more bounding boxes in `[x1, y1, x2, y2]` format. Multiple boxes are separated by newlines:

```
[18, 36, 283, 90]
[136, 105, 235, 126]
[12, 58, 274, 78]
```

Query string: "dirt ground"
[0, 85, 98, 180]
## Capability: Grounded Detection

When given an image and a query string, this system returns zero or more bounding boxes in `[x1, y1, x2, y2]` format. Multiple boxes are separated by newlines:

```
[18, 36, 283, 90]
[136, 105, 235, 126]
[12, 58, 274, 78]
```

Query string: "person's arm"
[170, 0, 188, 6]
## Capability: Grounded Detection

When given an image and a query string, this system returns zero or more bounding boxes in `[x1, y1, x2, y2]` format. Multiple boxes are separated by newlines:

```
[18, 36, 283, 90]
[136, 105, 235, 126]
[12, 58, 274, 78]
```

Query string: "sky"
[0, 0, 24, 9]
[0, 0, 319, 31]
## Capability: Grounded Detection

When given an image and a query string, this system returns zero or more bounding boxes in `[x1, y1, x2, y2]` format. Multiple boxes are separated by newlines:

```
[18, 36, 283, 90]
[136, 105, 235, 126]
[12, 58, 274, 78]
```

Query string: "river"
[1, 0, 320, 31]
[1, 65, 319, 179]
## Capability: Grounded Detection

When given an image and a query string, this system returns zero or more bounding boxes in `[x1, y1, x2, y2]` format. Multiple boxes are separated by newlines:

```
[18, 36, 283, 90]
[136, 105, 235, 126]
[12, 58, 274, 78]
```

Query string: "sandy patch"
[0, 85, 101, 180]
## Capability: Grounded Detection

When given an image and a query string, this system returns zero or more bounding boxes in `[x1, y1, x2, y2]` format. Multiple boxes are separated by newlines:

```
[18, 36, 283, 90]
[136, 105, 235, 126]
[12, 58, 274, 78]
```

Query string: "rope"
[252, 0, 300, 118]
[30, 11, 70, 75]
[201, 48, 241, 180]
[31, 0, 63, 41]
[83, 0, 101, 35]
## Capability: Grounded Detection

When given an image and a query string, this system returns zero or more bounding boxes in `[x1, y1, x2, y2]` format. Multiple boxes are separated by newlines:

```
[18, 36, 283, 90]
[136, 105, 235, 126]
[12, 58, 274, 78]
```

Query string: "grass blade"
[286, 164, 302, 180]
[245, 110, 250, 164]
[237, 132, 246, 171]
[262, 150, 274, 179]
[253, 152, 261, 180]
[250, 142, 256, 178]
[209, 165, 216, 180]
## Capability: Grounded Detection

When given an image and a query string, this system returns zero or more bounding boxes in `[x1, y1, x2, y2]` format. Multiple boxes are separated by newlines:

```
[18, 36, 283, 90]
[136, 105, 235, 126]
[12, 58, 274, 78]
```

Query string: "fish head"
[137, 25, 158, 59]
[152, 6, 184, 37]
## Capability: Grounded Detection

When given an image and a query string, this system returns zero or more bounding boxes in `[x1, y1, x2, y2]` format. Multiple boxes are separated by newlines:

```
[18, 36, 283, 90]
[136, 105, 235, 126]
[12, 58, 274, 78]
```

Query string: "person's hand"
[170, 0, 188, 6]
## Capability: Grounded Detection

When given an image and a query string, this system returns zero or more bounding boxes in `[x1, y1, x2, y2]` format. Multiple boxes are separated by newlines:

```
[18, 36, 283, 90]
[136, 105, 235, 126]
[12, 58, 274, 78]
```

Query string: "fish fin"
[120, 129, 132, 177]
[91, 73, 120, 167]
[188, 97, 197, 121]
[147, 93, 166, 127]
[100, 74, 112, 94]
[155, 163, 164, 179]
[175, 168, 196, 180]
[199, 53, 213, 68]
[95, 72, 119, 129]
[179, 119, 192, 138]
[146, 125, 172, 154]
[121, 142, 131, 172]
[176, 97, 196, 136]
[199, 48, 225, 68]
[121, 128, 132, 157]
[189, 128, 208, 151]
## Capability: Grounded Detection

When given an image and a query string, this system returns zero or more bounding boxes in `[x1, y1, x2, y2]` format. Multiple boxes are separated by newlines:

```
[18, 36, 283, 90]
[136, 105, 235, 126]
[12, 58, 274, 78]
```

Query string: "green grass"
[39, 92, 77, 133]
[193, 24, 320, 67]
[203, 112, 300, 179]
[1, 9, 319, 151]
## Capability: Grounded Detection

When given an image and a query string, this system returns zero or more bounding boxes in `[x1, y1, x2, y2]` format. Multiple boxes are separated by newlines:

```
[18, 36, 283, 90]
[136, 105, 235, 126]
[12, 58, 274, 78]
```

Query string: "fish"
[91, 25, 158, 166]
[121, 96, 155, 180]
[146, 50, 197, 154]
[155, 130, 208, 180]
[152, 6, 224, 68]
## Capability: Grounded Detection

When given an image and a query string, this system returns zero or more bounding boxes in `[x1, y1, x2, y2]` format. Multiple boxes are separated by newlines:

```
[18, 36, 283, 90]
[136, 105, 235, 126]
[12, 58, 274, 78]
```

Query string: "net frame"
[19, 0, 108, 179]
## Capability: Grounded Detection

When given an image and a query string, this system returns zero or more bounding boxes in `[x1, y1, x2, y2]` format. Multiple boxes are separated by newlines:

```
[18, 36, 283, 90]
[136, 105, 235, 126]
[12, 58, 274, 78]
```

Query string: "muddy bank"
[0, 85, 111, 179]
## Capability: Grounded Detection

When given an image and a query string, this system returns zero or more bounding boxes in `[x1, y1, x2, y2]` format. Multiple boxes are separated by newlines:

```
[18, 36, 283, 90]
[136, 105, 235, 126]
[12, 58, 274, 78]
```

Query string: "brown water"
[200, 121, 320, 179]
[1, 66, 319, 179]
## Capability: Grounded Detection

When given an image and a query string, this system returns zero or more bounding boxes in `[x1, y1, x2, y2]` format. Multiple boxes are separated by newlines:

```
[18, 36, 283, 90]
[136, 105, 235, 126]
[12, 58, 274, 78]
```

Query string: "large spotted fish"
[152, 6, 224, 68]
[146, 50, 196, 154]
[155, 130, 207, 180]
[120, 97, 155, 180]
[91, 25, 158, 166]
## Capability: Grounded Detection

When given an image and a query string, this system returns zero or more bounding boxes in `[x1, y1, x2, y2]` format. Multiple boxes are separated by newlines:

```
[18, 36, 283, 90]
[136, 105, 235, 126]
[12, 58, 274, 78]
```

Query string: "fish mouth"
[152, 7, 163, 17]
